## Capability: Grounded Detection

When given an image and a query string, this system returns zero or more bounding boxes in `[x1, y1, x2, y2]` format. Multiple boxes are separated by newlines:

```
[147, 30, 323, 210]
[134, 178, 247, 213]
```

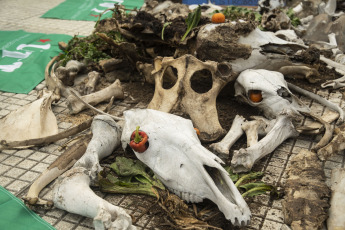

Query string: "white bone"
[327, 168, 345, 230]
[235, 69, 310, 120]
[288, 82, 345, 124]
[231, 115, 299, 173]
[210, 115, 245, 156]
[67, 79, 124, 114]
[0, 90, 59, 142]
[121, 109, 251, 226]
[53, 167, 135, 230]
[85, 71, 100, 95]
[74, 115, 121, 182]
[53, 115, 135, 230]
[242, 117, 272, 147]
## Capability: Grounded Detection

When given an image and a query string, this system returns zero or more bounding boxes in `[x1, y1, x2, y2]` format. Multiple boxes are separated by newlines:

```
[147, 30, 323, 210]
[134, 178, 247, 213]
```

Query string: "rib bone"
[231, 115, 299, 173]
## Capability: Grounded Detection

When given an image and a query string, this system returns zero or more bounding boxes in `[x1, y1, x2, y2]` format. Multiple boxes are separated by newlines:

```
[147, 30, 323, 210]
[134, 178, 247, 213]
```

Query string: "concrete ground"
[0, 0, 344, 229]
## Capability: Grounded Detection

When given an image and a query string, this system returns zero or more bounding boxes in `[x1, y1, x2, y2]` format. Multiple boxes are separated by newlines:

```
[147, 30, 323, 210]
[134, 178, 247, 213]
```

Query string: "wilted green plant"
[181, 5, 201, 42]
[286, 8, 301, 27]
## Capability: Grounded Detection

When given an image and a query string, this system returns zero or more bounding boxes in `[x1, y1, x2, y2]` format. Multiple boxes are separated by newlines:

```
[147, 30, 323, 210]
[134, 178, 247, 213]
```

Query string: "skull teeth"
[169, 187, 203, 203]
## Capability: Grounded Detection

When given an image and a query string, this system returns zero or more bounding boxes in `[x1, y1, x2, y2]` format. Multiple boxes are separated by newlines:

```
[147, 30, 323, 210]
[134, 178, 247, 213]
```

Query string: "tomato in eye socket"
[249, 90, 263, 103]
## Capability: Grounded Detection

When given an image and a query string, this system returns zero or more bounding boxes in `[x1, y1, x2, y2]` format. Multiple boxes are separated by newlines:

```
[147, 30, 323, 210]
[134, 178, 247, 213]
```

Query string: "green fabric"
[0, 186, 55, 230]
[0, 30, 72, 94]
[41, 0, 145, 21]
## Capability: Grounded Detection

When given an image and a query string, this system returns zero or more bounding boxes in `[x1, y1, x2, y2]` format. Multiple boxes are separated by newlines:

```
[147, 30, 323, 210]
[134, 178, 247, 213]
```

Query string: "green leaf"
[181, 5, 201, 42]
[223, 166, 239, 182]
[235, 171, 264, 187]
[241, 185, 274, 198]
[239, 182, 266, 191]
[99, 157, 165, 197]
[161, 22, 172, 40]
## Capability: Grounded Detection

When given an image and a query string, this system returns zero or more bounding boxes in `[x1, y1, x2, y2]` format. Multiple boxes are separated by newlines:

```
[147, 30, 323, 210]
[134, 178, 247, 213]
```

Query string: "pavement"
[0, 0, 344, 230]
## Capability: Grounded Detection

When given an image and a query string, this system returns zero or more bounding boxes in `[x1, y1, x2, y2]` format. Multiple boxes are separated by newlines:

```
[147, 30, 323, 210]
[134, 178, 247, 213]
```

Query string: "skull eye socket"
[248, 90, 263, 103]
[162, 66, 178, 89]
[190, 69, 213, 94]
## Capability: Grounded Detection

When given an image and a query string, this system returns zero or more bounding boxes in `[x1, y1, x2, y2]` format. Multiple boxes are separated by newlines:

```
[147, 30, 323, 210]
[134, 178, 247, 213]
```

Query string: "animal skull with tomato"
[121, 109, 251, 226]
[235, 69, 310, 120]
[230, 69, 308, 172]
[147, 54, 235, 142]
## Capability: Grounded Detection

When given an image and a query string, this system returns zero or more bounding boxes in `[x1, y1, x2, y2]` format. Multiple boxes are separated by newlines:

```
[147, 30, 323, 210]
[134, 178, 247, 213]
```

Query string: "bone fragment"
[242, 117, 271, 147]
[53, 167, 135, 230]
[23, 134, 92, 207]
[327, 168, 345, 230]
[209, 115, 245, 156]
[301, 112, 334, 152]
[85, 71, 100, 95]
[0, 90, 59, 143]
[317, 123, 345, 161]
[231, 115, 299, 173]
[56, 60, 85, 86]
[99, 58, 123, 73]
[67, 79, 124, 114]
[282, 149, 330, 230]
[320, 55, 345, 89]
[287, 82, 345, 124]
[278, 66, 320, 83]
[296, 110, 339, 135]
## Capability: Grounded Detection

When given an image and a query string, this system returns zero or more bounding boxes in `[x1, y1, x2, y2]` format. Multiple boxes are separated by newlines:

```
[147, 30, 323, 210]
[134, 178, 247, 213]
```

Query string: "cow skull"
[148, 54, 235, 142]
[234, 69, 310, 121]
[121, 109, 251, 226]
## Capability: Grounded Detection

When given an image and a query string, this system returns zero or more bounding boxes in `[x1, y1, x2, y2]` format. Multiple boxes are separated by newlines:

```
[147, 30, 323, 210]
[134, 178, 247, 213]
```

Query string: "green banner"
[41, 0, 144, 21]
[0, 30, 72, 94]
[0, 186, 55, 230]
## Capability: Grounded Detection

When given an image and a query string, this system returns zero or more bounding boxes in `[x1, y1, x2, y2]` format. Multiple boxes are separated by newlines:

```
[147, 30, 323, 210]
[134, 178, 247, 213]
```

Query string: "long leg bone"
[53, 167, 135, 230]
[53, 115, 135, 229]
[278, 66, 320, 83]
[231, 115, 299, 173]
[67, 79, 124, 114]
[209, 115, 245, 156]
[74, 115, 121, 181]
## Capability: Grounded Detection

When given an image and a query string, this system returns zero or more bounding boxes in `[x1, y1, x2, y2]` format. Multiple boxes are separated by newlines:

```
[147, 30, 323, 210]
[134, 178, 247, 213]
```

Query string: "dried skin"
[282, 149, 330, 230]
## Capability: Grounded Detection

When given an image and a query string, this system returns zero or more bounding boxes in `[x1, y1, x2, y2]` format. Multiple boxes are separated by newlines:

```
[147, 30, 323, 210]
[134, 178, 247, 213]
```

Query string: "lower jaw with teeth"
[169, 187, 203, 203]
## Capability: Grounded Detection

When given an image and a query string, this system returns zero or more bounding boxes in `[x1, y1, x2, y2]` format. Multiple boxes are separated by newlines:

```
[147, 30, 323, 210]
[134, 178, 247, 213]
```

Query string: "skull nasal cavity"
[162, 66, 178, 89]
[190, 69, 213, 94]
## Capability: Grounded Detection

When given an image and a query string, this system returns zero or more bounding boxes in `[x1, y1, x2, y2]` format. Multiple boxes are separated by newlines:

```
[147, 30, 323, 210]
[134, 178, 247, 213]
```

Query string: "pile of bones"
[2, 0, 345, 229]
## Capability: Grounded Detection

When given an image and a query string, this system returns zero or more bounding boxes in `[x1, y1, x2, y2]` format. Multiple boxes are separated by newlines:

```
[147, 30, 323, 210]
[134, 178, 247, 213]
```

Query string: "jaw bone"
[53, 115, 135, 230]
[121, 109, 251, 226]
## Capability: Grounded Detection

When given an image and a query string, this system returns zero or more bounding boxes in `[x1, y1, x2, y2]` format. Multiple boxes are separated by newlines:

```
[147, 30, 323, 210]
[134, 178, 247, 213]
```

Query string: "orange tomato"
[249, 90, 263, 103]
[211, 13, 225, 24]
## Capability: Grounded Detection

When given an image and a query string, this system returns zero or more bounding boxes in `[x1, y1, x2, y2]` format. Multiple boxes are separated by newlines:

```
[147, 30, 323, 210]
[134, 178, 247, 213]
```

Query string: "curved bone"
[320, 55, 345, 89]
[296, 110, 339, 135]
[231, 115, 299, 173]
[121, 109, 251, 226]
[301, 112, 334, 152]
[23, 134, 92, 207]
[317, 124, 345, 161]
[67, 79, 124, 114]
[210, 115, 245, 156]
[287, 82, 345, 124]
[53, 167, 135, 230]
[328, 168, 345, 230]
[74, 115, 121, 182]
